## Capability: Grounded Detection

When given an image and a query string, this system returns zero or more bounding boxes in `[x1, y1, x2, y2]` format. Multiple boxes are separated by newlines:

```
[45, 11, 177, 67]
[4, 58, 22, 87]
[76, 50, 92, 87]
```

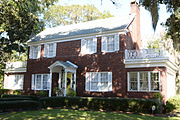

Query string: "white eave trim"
[124, 58, 179, 72]
[4, 68, 27, 73]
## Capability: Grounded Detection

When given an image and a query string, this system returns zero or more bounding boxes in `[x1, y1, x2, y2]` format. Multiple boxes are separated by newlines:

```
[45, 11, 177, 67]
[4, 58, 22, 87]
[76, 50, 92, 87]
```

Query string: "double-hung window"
[31, 74, 50, 90]
[44, 43, 57, 58]
[5, 74, 24, 90]
[81, 37, 97, 54]
[102, 34, 119, 52]
[128, 71, 160, 92]
[85, 72, 112, 92]
[29, 45, 41, 59]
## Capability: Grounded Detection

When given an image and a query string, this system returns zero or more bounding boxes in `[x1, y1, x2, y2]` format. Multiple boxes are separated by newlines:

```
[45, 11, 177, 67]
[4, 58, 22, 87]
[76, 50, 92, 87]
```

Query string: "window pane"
[43, 75, 48, 90]
[33, 46, 38, 58]
[48, 43, 54, 56]
[107, 36, 115, 51]
[100, 73, 108, 91]
[90, 73, 98, 90]
[129, 72, 137, 90]
[151, 72, 159, 91]
[139, 72, 148, 91]
[35, 75, 41, 89]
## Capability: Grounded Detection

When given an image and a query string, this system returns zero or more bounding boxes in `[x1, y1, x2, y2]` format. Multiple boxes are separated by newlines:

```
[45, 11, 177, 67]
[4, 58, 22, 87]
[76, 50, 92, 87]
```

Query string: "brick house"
[3, 1, 179, 101]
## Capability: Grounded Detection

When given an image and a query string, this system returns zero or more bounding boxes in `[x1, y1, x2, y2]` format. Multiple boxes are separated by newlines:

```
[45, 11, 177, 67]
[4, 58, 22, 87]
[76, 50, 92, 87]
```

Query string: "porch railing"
[125, 49, 169, 60]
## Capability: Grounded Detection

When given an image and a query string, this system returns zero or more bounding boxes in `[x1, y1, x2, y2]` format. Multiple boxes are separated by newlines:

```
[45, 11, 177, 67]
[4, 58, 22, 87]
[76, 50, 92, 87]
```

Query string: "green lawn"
[0, 109, 179, 120]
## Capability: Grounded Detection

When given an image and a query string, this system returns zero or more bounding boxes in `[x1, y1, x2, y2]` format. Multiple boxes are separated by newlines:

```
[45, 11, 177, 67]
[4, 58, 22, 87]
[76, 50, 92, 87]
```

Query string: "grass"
[0, 109, 180, 120]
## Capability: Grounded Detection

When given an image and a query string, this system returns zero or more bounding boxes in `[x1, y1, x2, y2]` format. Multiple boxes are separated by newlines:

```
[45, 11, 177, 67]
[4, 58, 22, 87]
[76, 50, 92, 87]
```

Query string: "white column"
[64, 71, 67, 96]
[49, 70, 53, 97]
[58, 72, 61, 89]
[73, 72, 76, 92]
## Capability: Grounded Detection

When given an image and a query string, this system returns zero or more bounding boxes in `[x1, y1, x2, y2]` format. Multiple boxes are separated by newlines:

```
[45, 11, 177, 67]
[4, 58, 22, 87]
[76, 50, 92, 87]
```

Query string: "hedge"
[40, 96, 161, 113]
[0, 100, 40, 112]
[1, 94, 39, 101]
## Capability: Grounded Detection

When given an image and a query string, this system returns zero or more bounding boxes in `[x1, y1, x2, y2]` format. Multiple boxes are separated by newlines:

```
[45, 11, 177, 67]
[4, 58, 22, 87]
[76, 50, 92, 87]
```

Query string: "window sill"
[128, 90, 160, 92]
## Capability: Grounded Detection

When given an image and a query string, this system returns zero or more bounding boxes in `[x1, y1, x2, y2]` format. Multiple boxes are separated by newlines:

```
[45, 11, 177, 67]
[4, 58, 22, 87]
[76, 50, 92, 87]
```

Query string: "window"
[44, 43, 57, 58]
[102, 34, 119, 52]
[81, 37, 97, 54]
[29, 45, 41, 59]
[31, 74, 50, 90]
[85, 72, 112, 92]
[5, 75, 24, 90]
[128, 71, 160, 92]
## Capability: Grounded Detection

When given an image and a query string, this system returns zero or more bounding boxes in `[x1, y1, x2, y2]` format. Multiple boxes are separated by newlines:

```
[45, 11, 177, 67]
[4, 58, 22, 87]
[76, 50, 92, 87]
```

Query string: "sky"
[58, 0, 170, 48]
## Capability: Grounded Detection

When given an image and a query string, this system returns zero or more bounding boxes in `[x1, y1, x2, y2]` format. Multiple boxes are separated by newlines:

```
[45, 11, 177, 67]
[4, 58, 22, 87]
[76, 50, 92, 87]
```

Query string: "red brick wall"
[25, 34, 168, 100]
[26, 35, 128, 97]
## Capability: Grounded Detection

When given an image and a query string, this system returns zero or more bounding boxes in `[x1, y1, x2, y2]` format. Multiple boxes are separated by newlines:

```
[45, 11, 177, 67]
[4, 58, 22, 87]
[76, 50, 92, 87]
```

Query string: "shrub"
[0, 100, 40, 112]
[0, 94, 39, 101]
[165, 95, 180, 113]
[67, 88, 76, 96]
[36, 91, 48, 97]
[0, 89, 10, 95]
[40, 97, 161, 113]
[13, 90, 22, 95]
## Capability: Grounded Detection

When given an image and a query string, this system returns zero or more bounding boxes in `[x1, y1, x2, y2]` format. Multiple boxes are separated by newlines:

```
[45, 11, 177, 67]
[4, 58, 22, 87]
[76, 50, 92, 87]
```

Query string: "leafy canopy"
[44, 4, 113, 27]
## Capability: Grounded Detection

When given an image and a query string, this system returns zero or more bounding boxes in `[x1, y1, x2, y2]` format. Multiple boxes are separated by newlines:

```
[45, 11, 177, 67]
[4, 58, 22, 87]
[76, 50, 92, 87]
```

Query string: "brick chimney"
[129, 0, 142, 49]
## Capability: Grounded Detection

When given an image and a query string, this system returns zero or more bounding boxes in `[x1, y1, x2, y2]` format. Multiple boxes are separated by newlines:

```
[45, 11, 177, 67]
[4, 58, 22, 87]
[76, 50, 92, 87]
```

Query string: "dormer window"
[102, 34, 119, 52]
[29, 45, 41, 59]
[81, 37, 97, 54]
[44, 43, 57, 58]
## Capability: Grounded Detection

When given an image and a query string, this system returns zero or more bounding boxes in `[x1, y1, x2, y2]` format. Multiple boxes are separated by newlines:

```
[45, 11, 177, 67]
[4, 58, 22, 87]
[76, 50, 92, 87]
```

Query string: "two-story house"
[3, 1, 179, 101]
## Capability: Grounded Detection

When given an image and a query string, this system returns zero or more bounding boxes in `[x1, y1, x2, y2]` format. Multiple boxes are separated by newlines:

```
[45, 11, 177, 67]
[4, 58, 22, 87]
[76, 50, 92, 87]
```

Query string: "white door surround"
[48, 61, 78, 97]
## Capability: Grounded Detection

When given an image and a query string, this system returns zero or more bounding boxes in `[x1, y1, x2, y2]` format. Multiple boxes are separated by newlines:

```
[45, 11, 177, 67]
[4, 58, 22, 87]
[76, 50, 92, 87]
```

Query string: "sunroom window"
[128, 71, 160, 92]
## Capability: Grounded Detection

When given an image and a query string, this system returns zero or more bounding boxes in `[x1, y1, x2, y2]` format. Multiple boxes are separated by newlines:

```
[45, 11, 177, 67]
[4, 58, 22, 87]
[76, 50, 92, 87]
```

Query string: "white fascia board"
[27, 30, 127, 46]
[4, 68, 27, 73]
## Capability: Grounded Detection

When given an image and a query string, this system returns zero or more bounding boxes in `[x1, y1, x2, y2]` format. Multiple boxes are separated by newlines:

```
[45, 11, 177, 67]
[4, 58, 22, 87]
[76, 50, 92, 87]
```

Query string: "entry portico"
[48, 61, 78, 97]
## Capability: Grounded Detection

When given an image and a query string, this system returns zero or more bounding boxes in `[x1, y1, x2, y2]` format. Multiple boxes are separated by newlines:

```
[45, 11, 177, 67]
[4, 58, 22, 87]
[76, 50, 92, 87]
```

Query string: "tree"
[44, 4, 113, 27]
[0, 0, 57, 88]
[140, 0, 180, 51]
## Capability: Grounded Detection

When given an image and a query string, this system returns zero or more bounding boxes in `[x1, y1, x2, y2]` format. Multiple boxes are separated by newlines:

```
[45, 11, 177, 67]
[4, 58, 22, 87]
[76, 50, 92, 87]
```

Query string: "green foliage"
[140, 0, 180, 51]
[44, 4, 113, 27]
[40, 97, 161, 113]
[36, 90, 48, 97]
[165, 95, 180, 113]
[147, 40, 160, 49]
[1, 94, 39, 101]
[0, 100, 40, 112]
[152, 92, 163, 100]
[67, 88, 76, 96]
[0, 89, 10, 95]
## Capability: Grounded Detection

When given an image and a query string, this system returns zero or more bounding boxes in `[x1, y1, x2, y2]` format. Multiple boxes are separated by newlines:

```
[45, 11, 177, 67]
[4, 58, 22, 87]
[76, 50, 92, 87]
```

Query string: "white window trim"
[127, 71, 160, 92]
[44, 43, 57, 58]
[81, 37, 97, 55]
[31, 74, 50, 90]
[101, 34, 119, 53]
[85, 72, 112, 92]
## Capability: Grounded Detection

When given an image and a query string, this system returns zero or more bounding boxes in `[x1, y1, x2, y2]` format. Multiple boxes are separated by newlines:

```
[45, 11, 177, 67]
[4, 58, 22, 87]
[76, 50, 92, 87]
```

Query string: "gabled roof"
[29, 14, 135, 43]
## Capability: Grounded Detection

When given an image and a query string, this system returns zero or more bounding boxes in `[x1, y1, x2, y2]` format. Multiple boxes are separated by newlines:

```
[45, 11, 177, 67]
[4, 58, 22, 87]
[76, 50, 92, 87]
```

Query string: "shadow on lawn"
[0, 109, 177, 120]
